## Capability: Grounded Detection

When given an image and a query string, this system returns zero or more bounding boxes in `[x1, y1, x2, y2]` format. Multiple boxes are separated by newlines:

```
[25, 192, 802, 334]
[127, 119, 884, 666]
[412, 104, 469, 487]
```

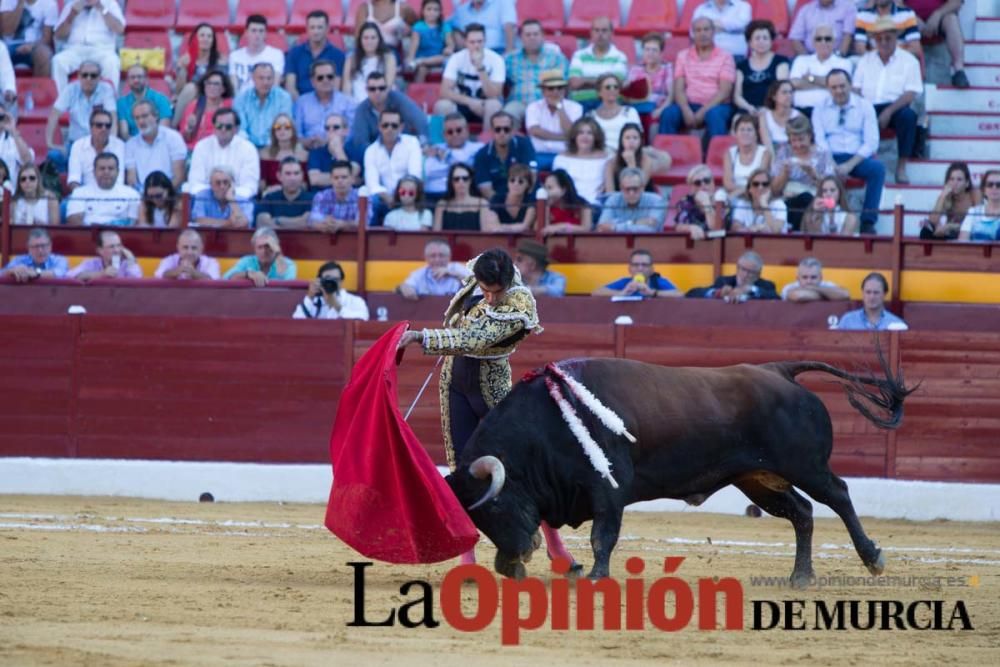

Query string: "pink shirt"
[627, 63, 673, 105]
[154, 253, 221, 279]
[674, 46, 736, 106]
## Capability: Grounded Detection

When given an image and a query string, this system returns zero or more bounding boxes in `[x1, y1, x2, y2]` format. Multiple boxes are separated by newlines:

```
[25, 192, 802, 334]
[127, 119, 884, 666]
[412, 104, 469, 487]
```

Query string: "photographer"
[293, 261, 369, 320]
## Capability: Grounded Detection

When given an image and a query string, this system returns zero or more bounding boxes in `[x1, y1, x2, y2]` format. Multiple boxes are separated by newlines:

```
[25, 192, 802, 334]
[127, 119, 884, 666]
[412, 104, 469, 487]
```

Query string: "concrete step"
[876, 211, 935, 237]
[977, 0, 1000, 17]
[926, 84, 1000, 112]
[928, 111, 1000, 137]
[975, 18, 1000, 40]
[965, 41, 1000, 64]
[905, 159, 1000, 186]
[879, 185, 942, 213]
[928, 136, 1000, 160]
[963, 64, 1000, 87]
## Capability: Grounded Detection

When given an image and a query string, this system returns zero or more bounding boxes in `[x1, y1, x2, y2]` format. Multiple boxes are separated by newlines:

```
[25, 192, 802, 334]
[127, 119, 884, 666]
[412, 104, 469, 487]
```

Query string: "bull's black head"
[447, 456, 541, 576]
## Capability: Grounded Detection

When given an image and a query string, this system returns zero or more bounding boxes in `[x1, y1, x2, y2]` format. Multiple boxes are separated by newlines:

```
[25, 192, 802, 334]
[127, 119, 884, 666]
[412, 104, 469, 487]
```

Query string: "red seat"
[288, 0, 345, 34]
[147, 77, 171, 97]
[123, 0, 176, 29]
[405, 82, 439, 113]
[237, 31, 290, 50]
[661, 36, 690, 67]
[622, 0, 678, 36]
[773, 37, 797, 59]
[565, 0, 622, 37]
[673, 0, 702, 36]
[17, 119, 60, 159]
[547, 33, 579, 61]
[705, 135, 736, 179]
[652, 134, 703, 184]
[15, 78, 58, 121]
[516, 0, 565, 33]
[176, 0, 231, 32]
[751, 0, 790, 35]
[232, 0, 289, 33]
[123, 31, 173, 76]
[343, 0, 368, 33]
[667, 183, 693, 216]
[612, 35, 636, 63]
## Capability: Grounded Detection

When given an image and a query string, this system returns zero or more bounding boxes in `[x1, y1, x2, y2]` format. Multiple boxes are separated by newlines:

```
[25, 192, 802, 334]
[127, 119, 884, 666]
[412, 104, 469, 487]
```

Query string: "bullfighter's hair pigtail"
[545, 376, 620, 489]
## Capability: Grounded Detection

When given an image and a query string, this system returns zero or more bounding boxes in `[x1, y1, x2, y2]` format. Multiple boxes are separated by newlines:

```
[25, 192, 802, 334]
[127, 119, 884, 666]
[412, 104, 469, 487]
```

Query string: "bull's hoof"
[566, 561, 584, 579]
[790, 570, 815, 589]
[586, 567, 610, 580]
[494, 553, 527, 580]
[866, 549, 886, 576]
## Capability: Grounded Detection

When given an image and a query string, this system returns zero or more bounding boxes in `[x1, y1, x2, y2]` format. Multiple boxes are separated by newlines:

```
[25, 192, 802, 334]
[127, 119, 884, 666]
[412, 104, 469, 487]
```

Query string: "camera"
[320, 276, 340, 294]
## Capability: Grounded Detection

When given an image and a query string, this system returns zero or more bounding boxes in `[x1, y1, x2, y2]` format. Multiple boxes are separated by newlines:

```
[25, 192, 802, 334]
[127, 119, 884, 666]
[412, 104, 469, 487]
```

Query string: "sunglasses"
[445, 127, 465, 135]
[92, 122, 112, 129]
[205, 79, 224, 86]
[492, 126, 512, 134]
[80, 72, 100, 79]
[543, 85, 566, 90]
[751, 180, 771, 187]
[814, 35, 834, 42]
[452, 174, 471, 182]
[215, 123, 235, 130]
[20, 174, 37, 181]
[28, 243, 51, 249]
[272, 123, 292, 130]
[325, 123, 343, 131]
[623, 185, 642, 192]
[691, 177, 712, 186]
[314, 73, 336, 81]
[985, 181, 1000, 188]
[367, 85, 388, 92]
[838, 107, 847, 126]
[738, 264, 761, 274]
[398, 189, 417, 196]
[0, 114, 8, 122]
[380, 122, 400, 129]
[602, 84, 620, 90]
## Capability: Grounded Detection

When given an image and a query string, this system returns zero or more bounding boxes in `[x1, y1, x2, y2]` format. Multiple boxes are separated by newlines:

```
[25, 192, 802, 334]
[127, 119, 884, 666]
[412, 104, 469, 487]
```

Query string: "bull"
[446, 353, 914, 587]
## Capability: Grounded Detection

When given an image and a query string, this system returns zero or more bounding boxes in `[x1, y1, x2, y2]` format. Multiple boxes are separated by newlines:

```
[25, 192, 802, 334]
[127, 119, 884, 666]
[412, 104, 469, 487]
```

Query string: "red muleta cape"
[324, 323, 478, 563]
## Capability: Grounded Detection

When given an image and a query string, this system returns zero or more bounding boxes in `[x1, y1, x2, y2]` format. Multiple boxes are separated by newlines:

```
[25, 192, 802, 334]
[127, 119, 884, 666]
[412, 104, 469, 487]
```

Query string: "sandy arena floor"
[0, 495, 997, 666]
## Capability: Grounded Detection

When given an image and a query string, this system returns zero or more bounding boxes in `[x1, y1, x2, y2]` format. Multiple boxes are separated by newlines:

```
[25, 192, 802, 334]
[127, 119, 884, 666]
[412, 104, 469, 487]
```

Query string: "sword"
[404, 356, 443, 421]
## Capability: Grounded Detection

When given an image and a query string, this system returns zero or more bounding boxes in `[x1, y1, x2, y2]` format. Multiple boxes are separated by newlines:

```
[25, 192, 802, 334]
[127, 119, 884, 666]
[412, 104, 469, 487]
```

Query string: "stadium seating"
[517, 0, 565, 33]
[17, 120, 59, 159]
[237, 32, 290, 50]
[232, 0, 290, 33]
[705, 135, 736, 179]
[343, 0, 368, 33]
[547, 34, 579, 60]
[612, 35, 637, 63]
[673, 0, 702, 37]
[622, 0, 678, 37]
[15, 78, 57, 122]
[176, 0, 231, 32]
[652, 134, 703, 183]
[123, 0, 177, 30]
[564, 0, 622, 37]
[405, 82, 439, 112]
[288, 0, 345, 34]
[751, 0, 791, 35]
[661, 36, 690, 66]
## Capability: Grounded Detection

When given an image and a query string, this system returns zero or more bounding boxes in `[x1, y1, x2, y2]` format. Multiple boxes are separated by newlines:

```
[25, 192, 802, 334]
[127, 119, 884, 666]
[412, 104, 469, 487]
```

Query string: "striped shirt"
[674, 46, 736, 106]
[854, 4, 920, 48]
[505, 46, 567, 106]
[568, 44, 629, 103]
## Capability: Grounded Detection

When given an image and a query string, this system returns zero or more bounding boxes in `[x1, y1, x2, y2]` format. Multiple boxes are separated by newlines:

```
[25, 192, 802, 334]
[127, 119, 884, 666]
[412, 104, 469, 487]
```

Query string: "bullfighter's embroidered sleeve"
[420, 289, 539, 356]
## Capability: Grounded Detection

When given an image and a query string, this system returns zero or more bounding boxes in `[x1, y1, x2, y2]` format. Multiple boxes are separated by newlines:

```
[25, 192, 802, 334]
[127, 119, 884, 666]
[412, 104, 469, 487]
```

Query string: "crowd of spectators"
[0, 1, 988, 316]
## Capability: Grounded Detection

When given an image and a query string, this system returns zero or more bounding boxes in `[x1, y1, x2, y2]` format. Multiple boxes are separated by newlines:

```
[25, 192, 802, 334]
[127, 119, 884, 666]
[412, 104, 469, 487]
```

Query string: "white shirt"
[781, 279, 843, 300]
[0, 130, 34, 183]
[853, 48, 923, 106]
[66, 183, 141, 225]
[525, 98, 583, 154]
[0, 38, 14, 96]
[229, 46, 286, 94]
[0, 0, 59, 43]
[424, 140, 483, 193]
[590, 106, 641, 152]
[363, 133, 424, 197]
[443, 48, 506, 99]
[789, 53, 853, 109]
[383, 208, 433, 231]
[292, 291, 370, 320]
[552, 153, 608, 204]
[67, 134, 125, 188]
[186, 134, 261, 200]
[731, 198, 788, 232]
[55, 0, 125, 49]
[125, 126, 188, 186]
[692, 0, 752, 59]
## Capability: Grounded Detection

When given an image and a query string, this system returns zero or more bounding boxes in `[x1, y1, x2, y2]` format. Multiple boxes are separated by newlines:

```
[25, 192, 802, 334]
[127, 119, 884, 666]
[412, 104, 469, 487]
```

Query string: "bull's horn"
[467, 456, 506, 510]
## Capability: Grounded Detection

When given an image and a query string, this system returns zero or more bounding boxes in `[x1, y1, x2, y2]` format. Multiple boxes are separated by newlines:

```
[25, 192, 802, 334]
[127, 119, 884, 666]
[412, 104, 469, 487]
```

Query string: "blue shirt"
[3, 253, 69, 277]
[604, 274, 677, 297]
[535, 270, 567, 297]
[472, 136, 536, 198]
[413, 19, 453, 59]
[451, 0, 516, 52]
[812, 93, 880, 159]
[190, 191, 255, 225]
[294, 91, 357, 143]
[235, 86, 294, 148]
[224, 254, 298, 280]
[117, 88, 174, 138]
[285, 41, 346, 95]
[836, 308, 907, 331]
[598, 192, 667, 232]
[256, 189, 315, 223]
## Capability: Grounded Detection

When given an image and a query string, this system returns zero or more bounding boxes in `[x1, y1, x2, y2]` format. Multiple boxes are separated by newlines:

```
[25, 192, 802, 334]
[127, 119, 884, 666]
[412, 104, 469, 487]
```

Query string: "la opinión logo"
[347, 558, 973, 645]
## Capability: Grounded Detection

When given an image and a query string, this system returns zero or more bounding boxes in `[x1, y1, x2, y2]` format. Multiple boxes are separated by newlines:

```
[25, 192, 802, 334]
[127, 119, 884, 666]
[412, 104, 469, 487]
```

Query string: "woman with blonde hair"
[669, 164, 722, 240]
[259, 113, 309, 193]
[12, 163, 59, 226]
[730, 167, 788, 233]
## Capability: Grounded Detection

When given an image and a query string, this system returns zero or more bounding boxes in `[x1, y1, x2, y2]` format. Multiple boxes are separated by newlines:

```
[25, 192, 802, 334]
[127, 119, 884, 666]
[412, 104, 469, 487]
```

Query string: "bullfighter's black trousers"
[448, 356, 491, 464]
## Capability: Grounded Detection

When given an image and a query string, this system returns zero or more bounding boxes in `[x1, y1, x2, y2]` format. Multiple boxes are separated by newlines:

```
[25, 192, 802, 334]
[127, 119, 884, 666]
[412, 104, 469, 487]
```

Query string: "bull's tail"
[768, 342, 918, 430]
